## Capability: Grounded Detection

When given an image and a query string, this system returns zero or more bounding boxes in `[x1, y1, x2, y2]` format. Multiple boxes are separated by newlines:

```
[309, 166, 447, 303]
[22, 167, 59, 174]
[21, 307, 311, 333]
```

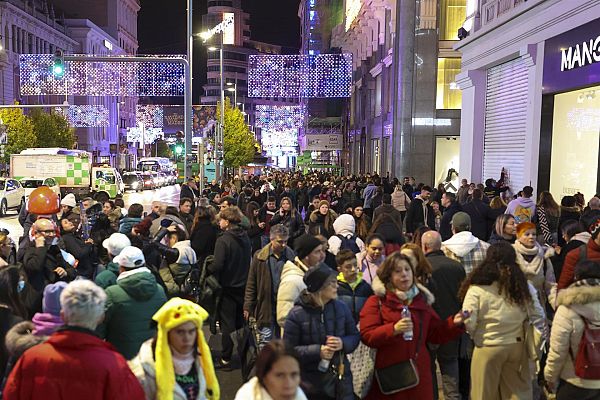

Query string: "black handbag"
[374, 314, 422, 394]
[321, 351, 346, 399]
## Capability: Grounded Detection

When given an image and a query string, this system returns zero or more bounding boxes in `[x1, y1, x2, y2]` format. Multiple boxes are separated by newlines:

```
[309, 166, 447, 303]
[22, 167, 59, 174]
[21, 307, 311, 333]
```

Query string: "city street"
[0, 185, 182, 246]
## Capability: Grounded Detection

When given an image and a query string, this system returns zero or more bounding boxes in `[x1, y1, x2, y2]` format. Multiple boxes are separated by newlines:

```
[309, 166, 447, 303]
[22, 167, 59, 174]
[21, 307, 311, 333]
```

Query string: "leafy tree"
[0, 107, 36, 163]
[216, 98, 256, 168]
[30, 109, 75, 149]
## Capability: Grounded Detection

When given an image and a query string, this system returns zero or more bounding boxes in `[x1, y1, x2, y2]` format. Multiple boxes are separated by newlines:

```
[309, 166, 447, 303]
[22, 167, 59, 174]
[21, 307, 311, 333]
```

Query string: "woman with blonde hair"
[129, 298, 220, 400]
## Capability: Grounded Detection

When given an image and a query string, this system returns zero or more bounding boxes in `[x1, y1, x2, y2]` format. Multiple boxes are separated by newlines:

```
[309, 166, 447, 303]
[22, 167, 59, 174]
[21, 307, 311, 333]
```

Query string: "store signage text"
[561, 36, 600, 71]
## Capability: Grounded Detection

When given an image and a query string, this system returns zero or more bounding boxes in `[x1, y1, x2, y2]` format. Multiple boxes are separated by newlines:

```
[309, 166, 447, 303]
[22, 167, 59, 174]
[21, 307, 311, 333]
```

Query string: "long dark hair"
[191, 205, 216, 232]
[370, 213, 403, 236]
[245, 201, 261, 227]
[459, 242, 532, 306]
[0, 266, 27, 318]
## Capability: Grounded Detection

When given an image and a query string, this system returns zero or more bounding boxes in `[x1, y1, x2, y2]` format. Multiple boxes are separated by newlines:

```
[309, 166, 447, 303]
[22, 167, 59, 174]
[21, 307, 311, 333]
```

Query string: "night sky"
[137, 0, 301, 102]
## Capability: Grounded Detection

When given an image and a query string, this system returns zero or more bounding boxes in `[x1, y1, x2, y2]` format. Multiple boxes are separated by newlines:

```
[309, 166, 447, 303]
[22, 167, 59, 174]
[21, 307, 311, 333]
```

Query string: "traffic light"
[53, 50, 65, 78]
[174, 145, 183, 155]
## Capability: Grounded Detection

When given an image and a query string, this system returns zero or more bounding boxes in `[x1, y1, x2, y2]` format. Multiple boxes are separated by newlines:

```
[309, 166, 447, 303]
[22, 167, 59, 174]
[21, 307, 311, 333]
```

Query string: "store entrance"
[549, 85, 600, 201]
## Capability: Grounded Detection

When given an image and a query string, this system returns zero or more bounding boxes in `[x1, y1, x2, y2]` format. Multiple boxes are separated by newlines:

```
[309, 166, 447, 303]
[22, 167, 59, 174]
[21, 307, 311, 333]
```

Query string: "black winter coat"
[405, 198, 435, 234]
[439, 202, 462, 241]
[61, 231, 96, 279]
[208, 226, 252, 289]
[22, 244, 77, 292]
[426, 250, 466, 320]
[190, 219, 218, 268]
[461, 199, 494, 241]
[284, 293, 360, 400]
[269, 210, 305, 245]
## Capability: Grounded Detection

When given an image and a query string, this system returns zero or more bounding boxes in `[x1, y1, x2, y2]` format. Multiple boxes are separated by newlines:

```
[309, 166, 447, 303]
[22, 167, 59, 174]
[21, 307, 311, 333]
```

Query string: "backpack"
[337, 234, 361, 254]
[571, 316, 600, 379]
[513, 204, 533, 223]
[167, 262, 201, 300]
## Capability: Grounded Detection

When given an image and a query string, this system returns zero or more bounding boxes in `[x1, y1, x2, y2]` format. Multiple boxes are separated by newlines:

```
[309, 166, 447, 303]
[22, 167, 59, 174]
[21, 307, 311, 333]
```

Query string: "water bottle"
[401, 305, 413, 341]
[318, 358, 330, 372]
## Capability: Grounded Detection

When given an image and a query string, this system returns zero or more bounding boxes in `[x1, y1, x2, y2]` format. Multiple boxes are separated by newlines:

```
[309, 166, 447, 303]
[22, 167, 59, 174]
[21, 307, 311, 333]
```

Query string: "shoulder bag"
[374, 309, 422, 394]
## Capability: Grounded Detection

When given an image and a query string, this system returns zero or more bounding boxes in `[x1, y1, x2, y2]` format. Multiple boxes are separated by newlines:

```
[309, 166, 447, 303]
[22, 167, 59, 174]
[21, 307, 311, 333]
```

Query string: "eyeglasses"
[39, 230, 56, 236]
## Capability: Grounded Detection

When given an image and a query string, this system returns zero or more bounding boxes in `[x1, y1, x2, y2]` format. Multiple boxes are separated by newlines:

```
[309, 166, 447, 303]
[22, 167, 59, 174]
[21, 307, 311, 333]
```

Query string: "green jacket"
[159, 263, 191, 297]
[98, 268, 167, 360]
[94, 261, 120, 289]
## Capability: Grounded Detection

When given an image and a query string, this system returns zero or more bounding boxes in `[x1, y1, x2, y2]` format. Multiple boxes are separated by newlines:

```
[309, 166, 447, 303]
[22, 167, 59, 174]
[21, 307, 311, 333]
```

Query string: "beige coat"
[544, 282, 600, 389]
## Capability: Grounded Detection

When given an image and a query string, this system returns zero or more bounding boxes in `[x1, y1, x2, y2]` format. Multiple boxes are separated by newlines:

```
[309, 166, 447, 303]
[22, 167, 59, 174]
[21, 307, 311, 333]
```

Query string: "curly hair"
[459, 242, 532, 306]
[377, 252, 416, 290]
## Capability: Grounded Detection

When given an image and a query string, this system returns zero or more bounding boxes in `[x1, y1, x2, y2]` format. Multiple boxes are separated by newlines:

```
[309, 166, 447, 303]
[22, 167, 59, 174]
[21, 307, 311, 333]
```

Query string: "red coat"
[3, 328, 145, 400]
[558, 238, 600, 289]
[359, 288, 464, 400]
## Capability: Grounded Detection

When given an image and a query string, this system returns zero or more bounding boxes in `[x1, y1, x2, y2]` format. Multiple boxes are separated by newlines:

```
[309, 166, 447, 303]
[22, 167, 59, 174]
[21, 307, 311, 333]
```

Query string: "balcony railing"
[482, 0, 527, 27]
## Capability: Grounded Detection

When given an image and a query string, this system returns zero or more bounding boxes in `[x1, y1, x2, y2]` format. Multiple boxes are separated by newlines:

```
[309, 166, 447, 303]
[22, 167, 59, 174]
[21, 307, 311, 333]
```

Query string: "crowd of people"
[1, 171, 600, 400]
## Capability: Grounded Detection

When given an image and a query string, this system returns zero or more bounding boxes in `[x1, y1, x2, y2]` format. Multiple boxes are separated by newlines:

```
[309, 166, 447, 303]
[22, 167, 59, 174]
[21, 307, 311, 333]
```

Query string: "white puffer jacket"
[544, 281, 600, 389]
[234, 376, 307, 400]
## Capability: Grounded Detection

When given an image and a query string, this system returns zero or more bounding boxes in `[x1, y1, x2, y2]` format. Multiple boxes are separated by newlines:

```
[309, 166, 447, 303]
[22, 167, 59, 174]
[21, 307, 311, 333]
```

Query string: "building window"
[436, 58, 462, 109]
[375, 75, 382, 117]
[439, 0, 467, 40]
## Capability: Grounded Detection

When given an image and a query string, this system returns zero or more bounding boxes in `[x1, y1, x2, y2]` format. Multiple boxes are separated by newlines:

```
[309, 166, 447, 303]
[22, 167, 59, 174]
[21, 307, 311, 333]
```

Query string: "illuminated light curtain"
[436, 58, 462, 109]
[440, 0, 467, 40]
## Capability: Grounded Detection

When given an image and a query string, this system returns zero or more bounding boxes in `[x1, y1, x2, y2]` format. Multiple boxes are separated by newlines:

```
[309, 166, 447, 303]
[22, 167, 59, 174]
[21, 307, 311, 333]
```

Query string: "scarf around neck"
[170, 346, 195, 376]
[394, 284, 420, 304]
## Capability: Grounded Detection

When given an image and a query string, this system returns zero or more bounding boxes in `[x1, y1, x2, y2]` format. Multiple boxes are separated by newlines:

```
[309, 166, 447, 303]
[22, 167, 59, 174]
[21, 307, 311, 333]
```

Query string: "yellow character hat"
[152, 298, 220, 400]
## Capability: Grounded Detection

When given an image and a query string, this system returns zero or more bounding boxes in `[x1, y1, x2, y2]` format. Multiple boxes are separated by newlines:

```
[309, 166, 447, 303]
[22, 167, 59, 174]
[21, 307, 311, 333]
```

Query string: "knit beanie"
[152, 298, 219, 400]
[43, 281, 68, 315]
[60, 193, 77, 208]
[304, 265, 336, 293]
[516, 222, 536, 237]
[294, 234, 322, 260]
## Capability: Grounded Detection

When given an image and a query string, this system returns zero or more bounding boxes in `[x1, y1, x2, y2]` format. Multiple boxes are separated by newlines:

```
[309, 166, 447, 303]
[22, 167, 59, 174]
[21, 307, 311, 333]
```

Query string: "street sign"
[109, 144, 117, 153]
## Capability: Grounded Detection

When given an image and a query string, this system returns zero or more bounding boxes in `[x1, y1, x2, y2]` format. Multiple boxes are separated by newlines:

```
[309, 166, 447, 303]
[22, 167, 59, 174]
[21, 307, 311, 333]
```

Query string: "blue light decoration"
[126, 126, 164, 144]
[248, 54, 352, 98]
[19, 54, 185, 97]
[255, 105, 306, 130]
[261, 129, 299, 157]
[55, 105, 110, 127]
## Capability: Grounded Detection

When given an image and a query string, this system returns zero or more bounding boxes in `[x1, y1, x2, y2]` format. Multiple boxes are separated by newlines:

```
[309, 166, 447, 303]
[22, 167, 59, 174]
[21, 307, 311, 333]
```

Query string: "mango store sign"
[561, 37, 600, 71]
[543, 17, 600, 94]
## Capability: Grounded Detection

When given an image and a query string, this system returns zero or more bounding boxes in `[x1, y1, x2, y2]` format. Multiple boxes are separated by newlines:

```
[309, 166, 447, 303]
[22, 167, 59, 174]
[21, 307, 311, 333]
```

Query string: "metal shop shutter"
[483, 58, 528, 191]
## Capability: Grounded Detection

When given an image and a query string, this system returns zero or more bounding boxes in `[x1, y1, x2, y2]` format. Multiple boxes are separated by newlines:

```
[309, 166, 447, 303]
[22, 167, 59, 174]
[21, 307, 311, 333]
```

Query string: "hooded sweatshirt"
[442, 231, 490, 274]
[99, 267, 167, 359]
[505, 196, 536, 223]
[328, 214, 365, 255]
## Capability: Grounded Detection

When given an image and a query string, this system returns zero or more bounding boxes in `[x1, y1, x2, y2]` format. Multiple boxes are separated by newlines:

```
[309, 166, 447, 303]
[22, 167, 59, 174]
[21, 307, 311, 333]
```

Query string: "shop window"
[439, 0, 467, 41]
[437, 58, 462, 110]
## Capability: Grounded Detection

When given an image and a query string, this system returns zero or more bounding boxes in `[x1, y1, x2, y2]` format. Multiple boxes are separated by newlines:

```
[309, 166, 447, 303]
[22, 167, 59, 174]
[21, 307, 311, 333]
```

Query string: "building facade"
[330, 0, 465, 186]
[0, 0, 140, 168]
[456, 0, 600, 200]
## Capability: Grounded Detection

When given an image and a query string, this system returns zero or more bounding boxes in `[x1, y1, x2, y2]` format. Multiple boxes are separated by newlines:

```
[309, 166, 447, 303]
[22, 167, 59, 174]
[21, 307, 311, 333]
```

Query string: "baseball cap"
[113, 246, 145, 269]
[103, 233, 131, 257]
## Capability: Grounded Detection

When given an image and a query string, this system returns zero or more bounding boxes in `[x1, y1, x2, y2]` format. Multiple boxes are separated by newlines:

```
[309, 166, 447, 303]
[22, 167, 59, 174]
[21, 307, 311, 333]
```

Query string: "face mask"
[17, 280, 25, 293]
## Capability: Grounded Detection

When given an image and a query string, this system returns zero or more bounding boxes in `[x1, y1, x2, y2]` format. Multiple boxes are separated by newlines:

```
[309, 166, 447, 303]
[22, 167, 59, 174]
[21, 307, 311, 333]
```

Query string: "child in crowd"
[336, 249, 373, 323]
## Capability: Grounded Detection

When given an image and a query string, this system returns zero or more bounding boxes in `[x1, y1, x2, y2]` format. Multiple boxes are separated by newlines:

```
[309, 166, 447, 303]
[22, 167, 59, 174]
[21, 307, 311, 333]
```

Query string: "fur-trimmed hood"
[557, 281, 600, 322]
[5, 321, 48, 359]
[371, 275, 435, 305]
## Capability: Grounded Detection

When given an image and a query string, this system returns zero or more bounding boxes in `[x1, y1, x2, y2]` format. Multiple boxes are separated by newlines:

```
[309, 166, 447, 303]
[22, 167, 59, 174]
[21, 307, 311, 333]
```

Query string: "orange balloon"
[27, 186, 60, 215]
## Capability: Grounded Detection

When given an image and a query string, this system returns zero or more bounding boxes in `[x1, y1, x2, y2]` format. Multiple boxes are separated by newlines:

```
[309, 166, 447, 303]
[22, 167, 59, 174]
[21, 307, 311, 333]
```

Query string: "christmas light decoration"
[248, 54, 352, 98]
[126, 125, 164, 144]
[19, 54, 185, 97]
[345, 0, 362, 31]
[261, 129, 299, 157]
[54, 105, 110, 127]
[255, 105, 306, 130]
[136, 105, 165, 128]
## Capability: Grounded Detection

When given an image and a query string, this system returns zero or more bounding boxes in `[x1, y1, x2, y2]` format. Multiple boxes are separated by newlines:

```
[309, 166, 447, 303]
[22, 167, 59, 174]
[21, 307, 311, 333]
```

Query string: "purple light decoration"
[19, 54, 185, 97]
[255, 105, 306, 130]
[55, 105, 110, 127]
[248, 54, 352, 98]
[136, 105, 165, 128]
